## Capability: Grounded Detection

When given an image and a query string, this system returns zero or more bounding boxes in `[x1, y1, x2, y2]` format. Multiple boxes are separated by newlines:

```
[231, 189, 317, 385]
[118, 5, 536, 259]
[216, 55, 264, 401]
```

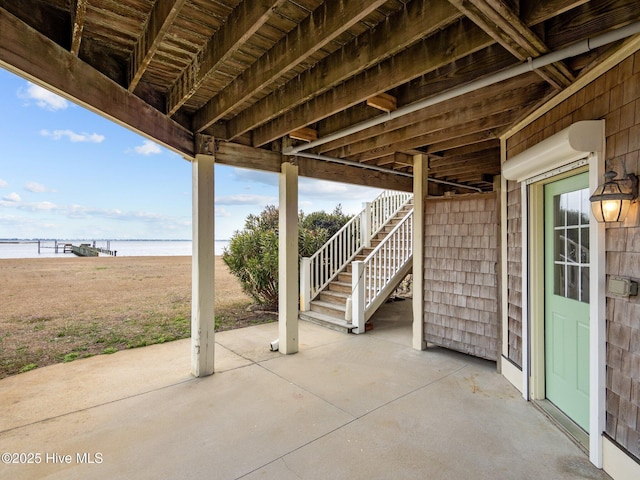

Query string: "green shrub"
[223, 204, 351, 311]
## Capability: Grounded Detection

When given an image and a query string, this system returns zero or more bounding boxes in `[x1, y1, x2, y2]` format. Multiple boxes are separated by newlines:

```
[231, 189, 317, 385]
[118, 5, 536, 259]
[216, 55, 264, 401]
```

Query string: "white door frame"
[503, 121, 606, 467]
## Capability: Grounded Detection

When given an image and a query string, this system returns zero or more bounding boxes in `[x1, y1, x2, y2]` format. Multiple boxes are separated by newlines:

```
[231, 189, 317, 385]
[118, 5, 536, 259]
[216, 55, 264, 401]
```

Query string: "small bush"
[223, 204, 351, 311]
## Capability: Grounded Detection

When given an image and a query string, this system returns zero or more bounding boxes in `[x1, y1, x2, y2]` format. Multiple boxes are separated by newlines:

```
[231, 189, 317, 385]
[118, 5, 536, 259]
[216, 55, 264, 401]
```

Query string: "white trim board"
[502, 120, 606, 468]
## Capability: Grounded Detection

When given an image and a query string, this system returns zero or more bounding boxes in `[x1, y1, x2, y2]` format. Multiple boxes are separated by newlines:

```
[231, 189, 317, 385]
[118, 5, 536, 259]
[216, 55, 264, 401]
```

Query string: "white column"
[191, 154, 215, 377]
[279, 162, 299, 354]
[351, 261, 365, 334]
[412, 154, 427, 350]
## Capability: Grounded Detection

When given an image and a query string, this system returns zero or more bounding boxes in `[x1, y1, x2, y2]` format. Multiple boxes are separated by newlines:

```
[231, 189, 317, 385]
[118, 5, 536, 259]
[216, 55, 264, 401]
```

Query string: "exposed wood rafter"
[128, 0, 188, 93]
[193, 0, 392, 133]
[167, 0, 289, 116]
[447, 0, 574, 88]
[226, 0, 464, 142]
[0, 7, 193, 156]
[70, 0, 87, 56]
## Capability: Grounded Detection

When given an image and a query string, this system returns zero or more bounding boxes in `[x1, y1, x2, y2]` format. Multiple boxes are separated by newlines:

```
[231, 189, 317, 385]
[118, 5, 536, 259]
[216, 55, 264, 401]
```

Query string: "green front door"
[544, 172, 590, 432]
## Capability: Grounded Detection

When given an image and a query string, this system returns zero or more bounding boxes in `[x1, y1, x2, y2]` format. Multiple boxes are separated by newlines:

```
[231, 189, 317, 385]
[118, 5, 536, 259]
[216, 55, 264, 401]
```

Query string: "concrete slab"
[262, 335, 469, 417]
[366, 297, 413, 346]
[0, 364, 353, 480]
[0, 303, 611, 479]
[257, 356, 609, 480]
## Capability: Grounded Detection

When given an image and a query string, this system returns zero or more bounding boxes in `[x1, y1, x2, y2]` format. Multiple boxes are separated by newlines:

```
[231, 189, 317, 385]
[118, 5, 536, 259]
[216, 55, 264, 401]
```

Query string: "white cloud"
[2, 192, 21, 202]
[25, 181, 56, 193]
[0, 179, 8, 188]
[134, 140, 162, 155]
[215, 206, 232, 218]
[19, 82, 69, 110]
[40, 129, 105, 143]
[215, 194, 277, 206]
[230, 168, 278, 186]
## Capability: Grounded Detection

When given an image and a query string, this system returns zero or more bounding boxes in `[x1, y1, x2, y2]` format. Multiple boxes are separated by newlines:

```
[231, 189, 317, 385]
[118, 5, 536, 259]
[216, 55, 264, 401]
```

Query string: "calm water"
[0, 240, 230, 259]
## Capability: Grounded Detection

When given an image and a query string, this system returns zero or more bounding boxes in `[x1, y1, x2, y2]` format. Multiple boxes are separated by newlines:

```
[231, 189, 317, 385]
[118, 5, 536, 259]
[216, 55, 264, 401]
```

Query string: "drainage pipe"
[283, 21, 640, 156]
[293, 151, 483, 192]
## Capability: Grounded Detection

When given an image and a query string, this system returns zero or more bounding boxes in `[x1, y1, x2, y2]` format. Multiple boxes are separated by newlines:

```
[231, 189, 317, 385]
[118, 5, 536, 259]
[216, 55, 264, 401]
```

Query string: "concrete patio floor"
[0, 300, 610, 479]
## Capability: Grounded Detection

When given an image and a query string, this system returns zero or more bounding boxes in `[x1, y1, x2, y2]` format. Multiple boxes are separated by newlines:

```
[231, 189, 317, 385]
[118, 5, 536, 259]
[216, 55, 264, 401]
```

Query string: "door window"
[552, 187, 590, 303]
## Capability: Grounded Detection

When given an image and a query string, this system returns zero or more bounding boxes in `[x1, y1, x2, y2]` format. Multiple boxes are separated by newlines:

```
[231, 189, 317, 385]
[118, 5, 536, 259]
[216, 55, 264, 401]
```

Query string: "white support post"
[361, 202, 372, 247]
[352, 260, 365, 334]
[412, 154, 427, 350]
[300, 257, 311, 311]
[279, 162, 299, 354]
[191, 154, 215, 377]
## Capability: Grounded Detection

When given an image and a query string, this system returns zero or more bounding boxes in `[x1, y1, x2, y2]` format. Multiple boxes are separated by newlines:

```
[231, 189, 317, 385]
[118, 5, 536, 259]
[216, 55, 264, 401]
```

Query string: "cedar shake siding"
[505, 52, 640, 461]
[506, 181, 523, 367]
[424, 193, 499, 361]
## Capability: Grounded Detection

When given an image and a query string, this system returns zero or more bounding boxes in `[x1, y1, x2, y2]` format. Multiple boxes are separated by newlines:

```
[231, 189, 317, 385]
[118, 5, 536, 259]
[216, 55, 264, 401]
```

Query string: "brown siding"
[505, 51, 640, 461]
[423, 193, 499, 361]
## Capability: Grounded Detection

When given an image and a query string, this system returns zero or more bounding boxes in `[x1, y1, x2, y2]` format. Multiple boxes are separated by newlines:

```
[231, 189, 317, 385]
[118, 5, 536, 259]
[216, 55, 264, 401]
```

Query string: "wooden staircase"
[299, 200, 413, 333]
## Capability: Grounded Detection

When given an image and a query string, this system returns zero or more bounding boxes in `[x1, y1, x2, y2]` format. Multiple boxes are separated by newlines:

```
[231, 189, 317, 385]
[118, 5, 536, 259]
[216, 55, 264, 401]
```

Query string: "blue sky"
[0, 68, 382, 240]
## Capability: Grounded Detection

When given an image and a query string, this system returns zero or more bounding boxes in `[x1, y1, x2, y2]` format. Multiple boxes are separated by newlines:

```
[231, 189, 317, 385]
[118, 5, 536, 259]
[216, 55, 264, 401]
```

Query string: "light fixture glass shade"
[589, 170, 637, 222]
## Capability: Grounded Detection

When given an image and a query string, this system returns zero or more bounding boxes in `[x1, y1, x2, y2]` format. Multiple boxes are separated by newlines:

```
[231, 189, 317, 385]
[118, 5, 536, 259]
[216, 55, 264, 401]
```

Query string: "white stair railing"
[370, 191, 413, 240]
[351, 209, 413, 334]
[300, 190, 412, 311]
[300, 213, 361, 310]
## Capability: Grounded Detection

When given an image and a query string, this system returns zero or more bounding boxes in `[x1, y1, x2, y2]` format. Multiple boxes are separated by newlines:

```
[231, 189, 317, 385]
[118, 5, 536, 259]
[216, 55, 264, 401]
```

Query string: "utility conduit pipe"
[283, 22, 640, 156]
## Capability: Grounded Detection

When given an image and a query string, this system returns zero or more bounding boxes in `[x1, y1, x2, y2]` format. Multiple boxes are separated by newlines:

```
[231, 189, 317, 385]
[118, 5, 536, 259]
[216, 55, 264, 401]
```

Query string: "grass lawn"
[0, 256, 275, 379]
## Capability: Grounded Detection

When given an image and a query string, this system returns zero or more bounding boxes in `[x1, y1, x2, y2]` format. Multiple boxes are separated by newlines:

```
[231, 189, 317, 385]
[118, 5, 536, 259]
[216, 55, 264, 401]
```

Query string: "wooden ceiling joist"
[3, 0, 639, 193]
[227, 0, 464, 142]
[0, 7, 193, 156]
[128, 0, 188, 92]
[70, 0, 87, 56]
[448, 0, 574, 89]
[167, 0, 289, 116]
[251, 17, 493, 146]
[192, 0, 392, 132]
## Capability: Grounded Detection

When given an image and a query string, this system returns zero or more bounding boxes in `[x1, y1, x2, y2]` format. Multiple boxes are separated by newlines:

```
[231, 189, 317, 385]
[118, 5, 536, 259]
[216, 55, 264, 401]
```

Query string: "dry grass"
[0, 256, 275, 379]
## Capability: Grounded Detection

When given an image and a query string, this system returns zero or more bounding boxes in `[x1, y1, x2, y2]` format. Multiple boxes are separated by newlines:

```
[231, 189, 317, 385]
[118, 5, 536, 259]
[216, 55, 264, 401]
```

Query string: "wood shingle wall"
[506, 51, 640, 461]
[424, 193, 499, 361]
[506, 181, 523, 367]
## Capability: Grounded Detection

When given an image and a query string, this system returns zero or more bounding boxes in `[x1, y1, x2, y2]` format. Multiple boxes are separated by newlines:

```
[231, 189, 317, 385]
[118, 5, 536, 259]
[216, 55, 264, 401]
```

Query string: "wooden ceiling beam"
[297, 157, 412, 192]
[193, 0, 391, 133]
[128, 0, 187, 93]
[214, 142, 412, 191]
[425, 132, 498, 154]
[315, 44, 515, 143]
[323, 80, 547, 159]
[447, 0, 573, 88]
[0, 7, 194, 156]
[429, 149, 500, 168]
[429, 139, 499, 159]
[316, 72, 540, 154]
[343, 110, 517, 164]
[251, 17, 492, 146]
[522, 0, 589, 26]
[228, 0, 464, 142]
[70, 0, 87, 56]
[167, 0, 288, 116]
[543, 0, 640, 50]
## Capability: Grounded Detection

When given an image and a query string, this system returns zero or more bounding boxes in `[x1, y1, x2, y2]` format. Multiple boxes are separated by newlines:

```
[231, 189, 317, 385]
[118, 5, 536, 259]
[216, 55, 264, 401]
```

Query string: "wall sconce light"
[590, 161, 638, 223]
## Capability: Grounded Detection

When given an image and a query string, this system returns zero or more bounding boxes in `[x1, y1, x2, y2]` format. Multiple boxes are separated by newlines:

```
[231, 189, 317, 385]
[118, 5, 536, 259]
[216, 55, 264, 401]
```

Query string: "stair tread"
[311, 299, 346, 312]
[321, 290, 350, 299]
[300, 310, 351, 326]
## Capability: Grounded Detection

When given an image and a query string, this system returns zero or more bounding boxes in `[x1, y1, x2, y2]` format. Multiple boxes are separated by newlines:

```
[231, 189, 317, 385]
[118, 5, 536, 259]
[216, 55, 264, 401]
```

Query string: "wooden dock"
[70, 243, 117, 257]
